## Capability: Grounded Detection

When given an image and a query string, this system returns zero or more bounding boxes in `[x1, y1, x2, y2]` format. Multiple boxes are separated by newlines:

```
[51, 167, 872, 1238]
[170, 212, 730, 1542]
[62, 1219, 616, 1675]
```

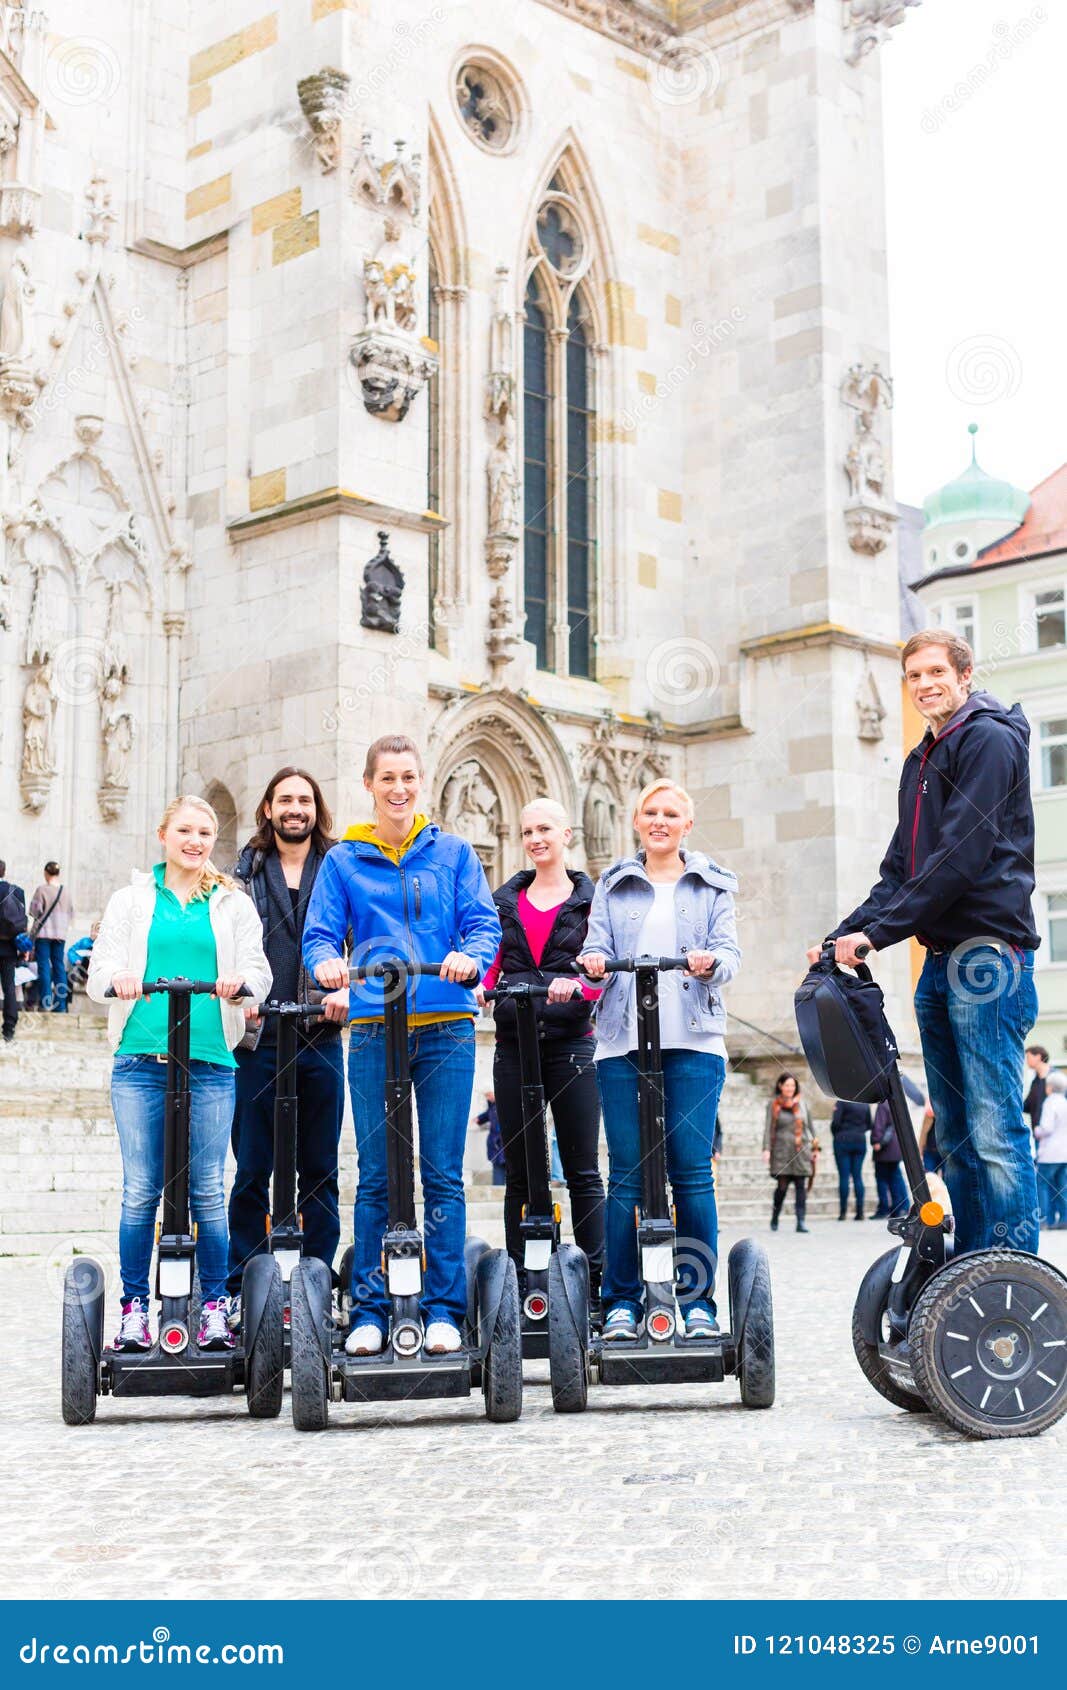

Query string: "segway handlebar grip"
[348, 958, 481, 986]
[261, 999, 329, 1019]
[104, 979, 253, 998]
[593, 954, 691, 974]
[482, 983, 550, 1002]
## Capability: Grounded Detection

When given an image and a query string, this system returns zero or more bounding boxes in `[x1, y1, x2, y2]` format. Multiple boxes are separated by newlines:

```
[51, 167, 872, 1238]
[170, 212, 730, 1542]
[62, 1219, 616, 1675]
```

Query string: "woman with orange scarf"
[762, 1072, 816, 1233]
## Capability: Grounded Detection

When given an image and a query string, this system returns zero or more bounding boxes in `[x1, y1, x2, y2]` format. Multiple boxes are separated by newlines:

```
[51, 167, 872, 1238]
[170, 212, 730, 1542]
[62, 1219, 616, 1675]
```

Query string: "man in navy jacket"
[809, 629, 1040, 1255]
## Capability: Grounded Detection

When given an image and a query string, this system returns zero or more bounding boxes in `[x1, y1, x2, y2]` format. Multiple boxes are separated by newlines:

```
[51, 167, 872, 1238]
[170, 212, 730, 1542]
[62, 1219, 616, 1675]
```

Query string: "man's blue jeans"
[111, 1055, 235, 1303]
[873, 1161, 909, 1218]
[35, 937, 67, 1012]
[347, 1018, 475, 1332]
[226, 1035, 344, 1297]
[834, 1145, 866, 1214]
[914, 945, 1039, 1254]
[596, 1049, 724, 1319]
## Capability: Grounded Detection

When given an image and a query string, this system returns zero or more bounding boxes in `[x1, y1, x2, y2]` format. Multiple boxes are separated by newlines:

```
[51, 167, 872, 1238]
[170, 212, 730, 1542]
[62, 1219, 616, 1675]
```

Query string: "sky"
[881, 0, 1066, 509]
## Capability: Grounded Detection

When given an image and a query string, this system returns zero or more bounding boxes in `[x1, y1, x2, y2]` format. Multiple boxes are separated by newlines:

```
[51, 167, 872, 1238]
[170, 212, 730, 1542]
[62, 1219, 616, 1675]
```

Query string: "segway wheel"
[61, 1258, 104, 1426]
[464, 1236, 491, 1387]
[909, 1250, 1067, 1439]
[336, 1244, 354, 1331]
[548, 1245, 589, 1413]
[482, 1254, 523, 1423]
[289, 1260, 330, 1432]
[243, 1256, 284, 1419]
[727, 1238, 775, 1409]
[851, 1249, 928, 1413]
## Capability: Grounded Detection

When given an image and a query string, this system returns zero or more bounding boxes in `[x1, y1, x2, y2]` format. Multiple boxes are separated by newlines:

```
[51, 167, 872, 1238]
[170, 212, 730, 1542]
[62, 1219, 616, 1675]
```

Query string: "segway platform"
[106, 1347, 245, 1398]
[595, 1331, 736, 1387]
[335, 1349, 472, 1403]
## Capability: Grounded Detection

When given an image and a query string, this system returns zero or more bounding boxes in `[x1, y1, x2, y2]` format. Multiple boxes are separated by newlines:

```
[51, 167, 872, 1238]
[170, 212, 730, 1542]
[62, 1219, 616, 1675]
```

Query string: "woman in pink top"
[481, 799, 605, 1299]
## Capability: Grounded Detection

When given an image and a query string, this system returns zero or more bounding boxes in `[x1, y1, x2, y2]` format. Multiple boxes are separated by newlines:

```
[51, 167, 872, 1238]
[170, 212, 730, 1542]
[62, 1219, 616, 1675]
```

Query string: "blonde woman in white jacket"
[88, 796, 271, 1353]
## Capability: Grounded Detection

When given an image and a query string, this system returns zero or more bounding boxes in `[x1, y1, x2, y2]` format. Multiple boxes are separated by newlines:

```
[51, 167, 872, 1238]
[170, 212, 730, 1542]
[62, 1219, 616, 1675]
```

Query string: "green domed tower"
[921, 424, 1030, 574]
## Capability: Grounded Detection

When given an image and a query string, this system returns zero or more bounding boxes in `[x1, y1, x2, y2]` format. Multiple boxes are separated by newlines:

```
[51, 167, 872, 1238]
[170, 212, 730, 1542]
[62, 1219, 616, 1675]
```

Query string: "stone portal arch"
[203, 779, 238, 871]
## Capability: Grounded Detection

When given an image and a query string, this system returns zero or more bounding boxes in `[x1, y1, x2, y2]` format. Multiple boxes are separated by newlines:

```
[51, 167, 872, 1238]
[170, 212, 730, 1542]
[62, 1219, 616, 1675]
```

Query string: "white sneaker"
[424, 1320, 462, 1355]
[345, 1323, 384, 1356]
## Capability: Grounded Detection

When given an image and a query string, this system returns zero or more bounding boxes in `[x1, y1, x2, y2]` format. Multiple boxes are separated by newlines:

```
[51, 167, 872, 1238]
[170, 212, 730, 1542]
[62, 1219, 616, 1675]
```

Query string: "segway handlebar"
[260, 999, 328, 1019]
[482, 982, 550, 1001]
[105, 978, 254, 998]
[583, 954, 691, 974]
[348, 958, 481, 986]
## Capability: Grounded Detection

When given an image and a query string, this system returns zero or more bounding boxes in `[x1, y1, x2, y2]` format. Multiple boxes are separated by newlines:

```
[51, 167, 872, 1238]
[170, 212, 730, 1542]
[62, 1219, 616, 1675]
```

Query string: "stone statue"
[364, 258, 392, 328]
[22, 659, 56, 778]
[0, 255, 34, 368]
[100, 668, 134, 790]
[360, 530, 404, 632]
[487, 409, 519, 538]
[584, 777, 617, 865]
[441, 760, 499, 860]
[390, 264, 417, 333]
[845, 414, 886, 503]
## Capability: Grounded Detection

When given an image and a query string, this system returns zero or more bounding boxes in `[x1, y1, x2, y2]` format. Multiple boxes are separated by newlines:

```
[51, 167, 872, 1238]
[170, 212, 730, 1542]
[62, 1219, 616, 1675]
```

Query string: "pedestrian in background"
[1036, 1069, 1067, 1231]
[830, 1098, 869, 1220]
[1024, 1045, 1054, 1150]
[477, 1090, 506, 1187]
[29, 861, 72, 1014]
[763, 1073, 815, 1234]
[0, 858, 27, 1042]
[870, 1097, 909, 1219]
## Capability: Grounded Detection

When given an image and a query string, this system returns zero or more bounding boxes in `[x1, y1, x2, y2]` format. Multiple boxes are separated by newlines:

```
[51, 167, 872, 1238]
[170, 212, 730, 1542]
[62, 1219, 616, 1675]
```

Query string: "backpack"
[794, 956, 900, 1105]
[0, 883, 25, 941]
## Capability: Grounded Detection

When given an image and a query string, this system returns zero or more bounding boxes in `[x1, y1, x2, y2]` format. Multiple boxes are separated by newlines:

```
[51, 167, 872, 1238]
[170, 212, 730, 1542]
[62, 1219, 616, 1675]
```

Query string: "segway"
[582, 955, 775, 1406]
[61, 978, 281, 1423]
[796, 941, 1067, 1438]
[287, 959, 522, 1430]
[482, 980, 591, 1411]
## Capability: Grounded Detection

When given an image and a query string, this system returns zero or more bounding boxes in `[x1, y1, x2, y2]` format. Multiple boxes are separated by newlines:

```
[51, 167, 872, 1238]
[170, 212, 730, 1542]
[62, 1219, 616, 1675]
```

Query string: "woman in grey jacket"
[579, 779, 740, 1343]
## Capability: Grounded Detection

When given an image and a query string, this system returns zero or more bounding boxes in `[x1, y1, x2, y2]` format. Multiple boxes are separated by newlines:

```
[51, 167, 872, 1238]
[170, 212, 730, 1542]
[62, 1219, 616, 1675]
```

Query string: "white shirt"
[595, 882, 728, 1061]
[1037, 1092, 1067, 1164]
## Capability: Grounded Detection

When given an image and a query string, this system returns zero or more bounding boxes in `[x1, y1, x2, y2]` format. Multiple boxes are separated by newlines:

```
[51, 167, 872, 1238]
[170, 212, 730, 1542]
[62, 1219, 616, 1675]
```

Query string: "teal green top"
[117, 864, 235, 1067]
[922, 424, 1030, 534]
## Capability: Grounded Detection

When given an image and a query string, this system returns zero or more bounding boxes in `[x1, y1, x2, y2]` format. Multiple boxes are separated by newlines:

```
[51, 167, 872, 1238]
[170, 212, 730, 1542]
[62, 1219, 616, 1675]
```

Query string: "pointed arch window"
[522, 184, 597, 679]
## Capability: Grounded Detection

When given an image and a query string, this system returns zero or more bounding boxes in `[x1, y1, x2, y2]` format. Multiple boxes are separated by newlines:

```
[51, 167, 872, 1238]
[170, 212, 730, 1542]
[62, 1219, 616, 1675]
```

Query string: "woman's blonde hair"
[633, 778, 695, 825]
[157, 795, 235, 901]
[520, 797, 571, 831]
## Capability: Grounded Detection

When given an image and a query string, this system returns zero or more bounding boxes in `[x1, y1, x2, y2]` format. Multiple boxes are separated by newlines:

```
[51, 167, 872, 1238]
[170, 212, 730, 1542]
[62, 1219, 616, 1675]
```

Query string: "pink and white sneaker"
[197, 1298, 235, 1351]
[112, 1298, 151, 1351]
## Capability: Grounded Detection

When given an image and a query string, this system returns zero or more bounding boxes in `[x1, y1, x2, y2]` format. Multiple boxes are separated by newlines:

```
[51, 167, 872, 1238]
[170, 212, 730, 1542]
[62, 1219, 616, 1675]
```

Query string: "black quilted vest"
[492, 869, 595, 1043]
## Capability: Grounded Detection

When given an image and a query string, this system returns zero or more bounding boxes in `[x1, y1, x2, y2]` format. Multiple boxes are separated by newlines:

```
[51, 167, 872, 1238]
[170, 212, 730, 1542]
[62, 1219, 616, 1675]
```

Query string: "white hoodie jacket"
[87, 870, 272, 1051]
[1036, 1092, 1067, 1165]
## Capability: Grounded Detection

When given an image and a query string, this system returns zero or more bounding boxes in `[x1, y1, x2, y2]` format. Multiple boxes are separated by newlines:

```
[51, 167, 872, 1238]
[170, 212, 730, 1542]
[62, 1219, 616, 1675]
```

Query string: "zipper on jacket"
[399, 864, 416, 1015]
[413, 876, 422, 921]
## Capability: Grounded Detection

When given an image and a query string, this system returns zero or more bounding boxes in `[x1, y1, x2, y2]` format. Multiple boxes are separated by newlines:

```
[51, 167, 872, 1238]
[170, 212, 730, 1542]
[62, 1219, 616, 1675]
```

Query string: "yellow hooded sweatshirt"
[344, 814, 471, 1026]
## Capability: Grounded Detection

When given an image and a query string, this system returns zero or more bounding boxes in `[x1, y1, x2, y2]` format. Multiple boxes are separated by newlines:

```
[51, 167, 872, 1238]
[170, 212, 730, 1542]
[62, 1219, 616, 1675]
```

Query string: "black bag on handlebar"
[794, 959, 900, 1105]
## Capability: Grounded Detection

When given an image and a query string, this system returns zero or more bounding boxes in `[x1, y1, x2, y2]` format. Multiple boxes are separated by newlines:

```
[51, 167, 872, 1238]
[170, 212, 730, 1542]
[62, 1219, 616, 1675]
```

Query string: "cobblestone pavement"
[9, 1224, 1067, 1603]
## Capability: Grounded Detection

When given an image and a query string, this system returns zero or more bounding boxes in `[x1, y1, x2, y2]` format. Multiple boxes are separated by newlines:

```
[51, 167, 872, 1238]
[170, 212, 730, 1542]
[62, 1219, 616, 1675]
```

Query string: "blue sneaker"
[684, 1308, 719, 1341]
[602, 1307, 639, 1344]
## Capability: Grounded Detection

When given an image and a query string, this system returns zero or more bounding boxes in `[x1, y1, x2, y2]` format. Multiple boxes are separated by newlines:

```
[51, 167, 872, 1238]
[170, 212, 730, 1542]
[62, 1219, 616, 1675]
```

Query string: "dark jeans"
[915, 945, 1039, 1253]
[0, 954, 16, 1037]
[1038, 1162, 1067, 1229]
[493, 1035, 605, 1282]
[834, 1145, 865, 1215]
[772, 1175, 807, 1221]
[35, 937, 68, 1012]
[872, 1161, 909, 1218]
[227, 1035, 344, 1297]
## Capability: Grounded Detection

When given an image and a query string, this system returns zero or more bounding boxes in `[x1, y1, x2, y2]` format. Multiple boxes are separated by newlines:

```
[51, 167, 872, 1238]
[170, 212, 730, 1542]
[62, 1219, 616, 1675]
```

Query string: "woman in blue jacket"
[579, 779, 740, 1344]
[302, 734, 501, 1357]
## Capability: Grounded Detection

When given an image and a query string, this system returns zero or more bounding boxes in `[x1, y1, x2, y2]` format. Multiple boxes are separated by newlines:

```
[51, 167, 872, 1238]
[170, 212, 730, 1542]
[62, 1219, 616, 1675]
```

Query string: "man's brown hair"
[901, 628, 974, 680]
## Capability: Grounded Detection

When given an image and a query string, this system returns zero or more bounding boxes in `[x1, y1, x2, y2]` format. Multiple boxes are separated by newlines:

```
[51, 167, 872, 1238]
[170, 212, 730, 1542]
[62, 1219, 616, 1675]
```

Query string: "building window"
[1040, 718, 1067, 789]
[949, 599, 975, 651]
[1049, 893, 1067, 963]
[427, 251, 441, 645]
[523, 274, 552, 671]
[521, 280, 597, 676]
[1035, 586, 1066, 650]
[454, 57, 522, 154]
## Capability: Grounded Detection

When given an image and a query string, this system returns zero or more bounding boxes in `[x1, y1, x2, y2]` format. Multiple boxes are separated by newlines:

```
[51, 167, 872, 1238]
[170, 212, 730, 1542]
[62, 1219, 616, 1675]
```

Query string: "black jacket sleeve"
[860, 722, 1018, 951]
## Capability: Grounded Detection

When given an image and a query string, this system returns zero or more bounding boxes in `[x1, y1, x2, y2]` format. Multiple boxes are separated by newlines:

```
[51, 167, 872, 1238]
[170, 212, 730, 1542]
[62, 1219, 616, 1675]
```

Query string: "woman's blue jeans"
[596, 1049, 724, 1319]
[111, 1055, 235, 1303]
[346, 1019, 475, 1332]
